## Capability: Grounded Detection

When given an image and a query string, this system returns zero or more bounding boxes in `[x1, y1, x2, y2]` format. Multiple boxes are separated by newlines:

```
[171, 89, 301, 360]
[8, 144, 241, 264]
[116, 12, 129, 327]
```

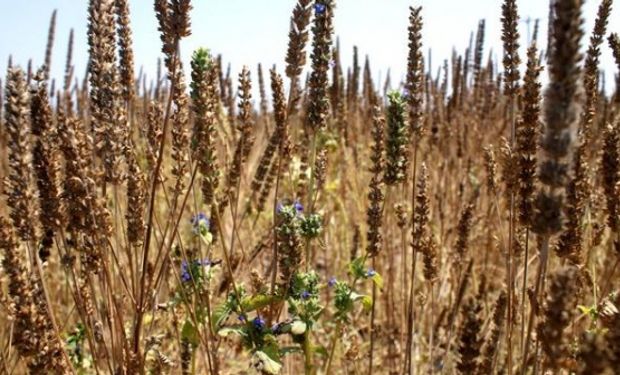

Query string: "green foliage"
[66, 324, 90, 371]
[300, 213, 323, 238]
[181, 319, 200, 347]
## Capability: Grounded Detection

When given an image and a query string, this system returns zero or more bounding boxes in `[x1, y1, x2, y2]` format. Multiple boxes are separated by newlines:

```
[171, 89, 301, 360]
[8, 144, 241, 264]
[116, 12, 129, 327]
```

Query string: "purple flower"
[294, 200, 304, 213]
[180, 258, 210, 283]
[329, 60, 337, 69]
[328, 277, 337, 287]
[181, 260, 191, 282]
[314, 3, 326, 14]
[366, 268, 376, 278]
[191, 213, 210, 235]
[238, 314, 247, 322]
[301, 291, 311, 300]
[276, 200, 304, 216]
[253, 316, 266, 330]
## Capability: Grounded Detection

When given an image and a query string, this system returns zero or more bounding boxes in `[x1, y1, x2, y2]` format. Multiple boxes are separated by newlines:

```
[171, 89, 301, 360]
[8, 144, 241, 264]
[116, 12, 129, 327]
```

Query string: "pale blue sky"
[1, 1, 619, 94]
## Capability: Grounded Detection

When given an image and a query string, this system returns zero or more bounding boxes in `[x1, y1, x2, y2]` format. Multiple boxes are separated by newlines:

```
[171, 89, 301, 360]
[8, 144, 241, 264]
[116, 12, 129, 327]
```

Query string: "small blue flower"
[276, 200, 304, 216]
[294, 200, 304, 213]
[253, 316, 266, 330]
[328, 277, 337, 287]
[366, 268, 376, 278]
[180, 258, 211, 283]
[329, 60, 337, 69]
[180, 260, 191, 282]
[238, 314, 247, 322]
[191, 213, 210, 235]
[301, 291, 311, 300]
[314, 3, 326, 14]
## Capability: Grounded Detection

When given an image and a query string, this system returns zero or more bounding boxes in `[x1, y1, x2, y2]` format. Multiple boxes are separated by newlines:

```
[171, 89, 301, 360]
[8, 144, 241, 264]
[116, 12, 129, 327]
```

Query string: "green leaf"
[348, 257, 367, 279]
[262, 341, 282, 362]
[241, 294, 278, 312]
[181, 320, 200, 347]
[313, 344, 329, 357]
[217, 327, 246, 338]
[361, 295, 373, 313]
[211, 303, 232, 331]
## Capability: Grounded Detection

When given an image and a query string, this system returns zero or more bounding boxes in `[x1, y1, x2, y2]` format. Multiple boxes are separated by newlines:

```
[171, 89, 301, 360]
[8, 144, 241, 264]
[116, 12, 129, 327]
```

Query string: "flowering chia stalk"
[190, 48, 220, 209]
[384, 91, 409, 186]
[276, 201, 304, 290]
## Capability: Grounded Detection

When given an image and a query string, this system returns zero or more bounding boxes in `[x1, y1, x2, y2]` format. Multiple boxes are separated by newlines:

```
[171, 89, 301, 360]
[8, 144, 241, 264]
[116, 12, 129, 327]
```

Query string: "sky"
[1, 0, 619, 96]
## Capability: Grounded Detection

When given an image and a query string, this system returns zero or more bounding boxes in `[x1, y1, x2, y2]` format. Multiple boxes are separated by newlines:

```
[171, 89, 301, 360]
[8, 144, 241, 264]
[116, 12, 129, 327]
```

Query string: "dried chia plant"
[3, 67, 37, 241]
[88, 0, 125, 184]
[306, 0, 334, 134]
[407, 6, 425, 141]
[516, 43, 542, 228]
[455, 200, 474, 260]
[483, 146, 498, 194]
[537, 266, 581, 370]
[501, 0, 520, 106]
[115, 0, 135, 104]
[533, 0, 584, 236]
[366, 106, 385, 258]
[43, 10, 56, 80]
[478, 292, 507, 374]
[285, 0, 313, 113]
[457, 296, 483, 374]
[30, 69, 61, 260]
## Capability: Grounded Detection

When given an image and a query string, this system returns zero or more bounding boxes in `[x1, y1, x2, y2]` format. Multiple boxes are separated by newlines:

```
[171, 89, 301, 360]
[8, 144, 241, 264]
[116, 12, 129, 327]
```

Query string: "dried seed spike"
[366, 106, 385, 258]
[115, 0, 136, 104]
[126, 148, 145, 247]
[501, 0, 521, 98]
[31, 69, 61, 260]
[483, 146, 498, 194]
[43, 9, 57, 80]
[457, 296, 483, 374]
[285, 0, 312, 113]
[608, 32, 620, 104]
[473, 19, 486, 98]
[307, 0, 335, 133]
[455, 199, 475, 260]
[88, 0, 124, 184]
[534, 0, 584, 235]
[580, 0, 612, 145]
[479, 292, 507, 374]
[4, 67, 37, 241]
[516, 42, 542, 228]
[407, 6, 425, 140]
[537, 266, 581, 370]
[602, 121, 620, 231]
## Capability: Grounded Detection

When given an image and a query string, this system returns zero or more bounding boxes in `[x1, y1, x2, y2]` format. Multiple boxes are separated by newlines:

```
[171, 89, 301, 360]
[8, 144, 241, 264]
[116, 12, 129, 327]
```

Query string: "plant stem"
[368, 256, 378, 375]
